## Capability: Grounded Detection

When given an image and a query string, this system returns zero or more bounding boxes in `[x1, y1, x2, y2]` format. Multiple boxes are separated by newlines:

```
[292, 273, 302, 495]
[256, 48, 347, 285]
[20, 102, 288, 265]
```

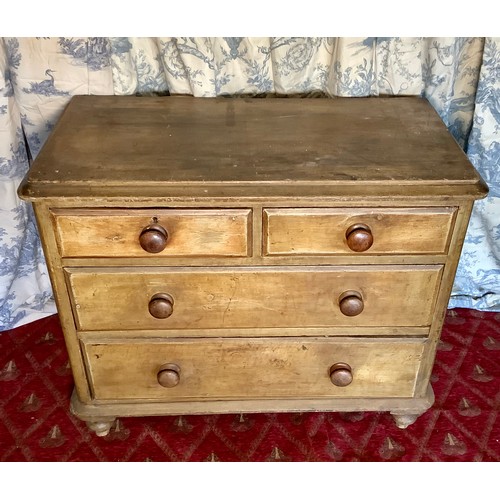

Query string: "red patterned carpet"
[0, 308, 498, 462]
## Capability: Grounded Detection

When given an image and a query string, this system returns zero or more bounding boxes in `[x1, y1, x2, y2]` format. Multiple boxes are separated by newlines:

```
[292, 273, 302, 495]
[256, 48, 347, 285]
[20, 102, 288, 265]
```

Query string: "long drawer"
[51, 208, 252, 258]
[263, 207, 456, 256]
[66, 265, 443, 331]
[82, 337, 426, 401]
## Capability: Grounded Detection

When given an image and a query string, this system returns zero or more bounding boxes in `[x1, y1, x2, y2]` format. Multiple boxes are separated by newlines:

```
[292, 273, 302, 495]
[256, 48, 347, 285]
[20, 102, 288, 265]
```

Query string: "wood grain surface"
[66, 265, 443, 330]
[52, 208, 251, 258]
[82, 337, 425, 400]
[264, 207, 456, 255]
[19, 95, 488, 199]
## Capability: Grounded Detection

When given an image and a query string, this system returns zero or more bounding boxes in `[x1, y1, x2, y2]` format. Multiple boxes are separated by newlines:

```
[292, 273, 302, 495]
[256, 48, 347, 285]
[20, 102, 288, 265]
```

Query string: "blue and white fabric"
[1, 37, 499, 330]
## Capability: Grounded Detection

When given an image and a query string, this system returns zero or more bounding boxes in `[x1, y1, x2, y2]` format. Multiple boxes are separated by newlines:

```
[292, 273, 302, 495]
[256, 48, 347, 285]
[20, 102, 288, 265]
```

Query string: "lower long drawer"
[82, 337, 425, 401]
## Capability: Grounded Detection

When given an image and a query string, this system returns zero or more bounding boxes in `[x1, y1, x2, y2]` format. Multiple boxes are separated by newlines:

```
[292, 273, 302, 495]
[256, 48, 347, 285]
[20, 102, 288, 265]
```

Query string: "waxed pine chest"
[18, 95, 488, 436]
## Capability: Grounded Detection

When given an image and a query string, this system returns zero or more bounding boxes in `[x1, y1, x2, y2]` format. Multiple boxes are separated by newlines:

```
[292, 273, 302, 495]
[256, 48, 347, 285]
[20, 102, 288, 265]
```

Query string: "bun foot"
[391, 412, 420, 429]
[86, 419, 115, 437]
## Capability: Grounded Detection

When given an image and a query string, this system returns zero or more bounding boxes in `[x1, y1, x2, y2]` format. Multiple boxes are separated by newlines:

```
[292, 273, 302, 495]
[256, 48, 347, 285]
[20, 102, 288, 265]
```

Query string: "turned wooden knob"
[329, 362, 353, 387]
[157, 363, 181, 388]
[346, 224, 373, 252]
[339, 290, 364, 316]
[149, 293, 174, 319]
[139, 223, 169, 253]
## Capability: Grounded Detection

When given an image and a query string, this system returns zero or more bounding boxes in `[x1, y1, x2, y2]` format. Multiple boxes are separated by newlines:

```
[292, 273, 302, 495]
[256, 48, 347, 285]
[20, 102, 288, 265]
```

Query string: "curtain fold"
[1, 37, 499, 330]
[0, 39, 54, 328]
[451, 38, 500, 311]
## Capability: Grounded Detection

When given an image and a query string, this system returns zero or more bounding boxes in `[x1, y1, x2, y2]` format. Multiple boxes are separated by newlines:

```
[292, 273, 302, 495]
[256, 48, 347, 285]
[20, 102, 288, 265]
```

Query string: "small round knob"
[139, 223, 169, 253]
[338, 290, 364, 316]
[157, 363, 180, 388]
[149, 293, 174, 319]
[329, 362, 353, 387]
[346, 224, 373, 252]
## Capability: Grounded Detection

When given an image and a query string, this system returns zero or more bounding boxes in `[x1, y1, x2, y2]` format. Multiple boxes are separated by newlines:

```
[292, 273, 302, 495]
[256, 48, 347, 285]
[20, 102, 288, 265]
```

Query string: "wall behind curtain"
[1, 37, 499, 330]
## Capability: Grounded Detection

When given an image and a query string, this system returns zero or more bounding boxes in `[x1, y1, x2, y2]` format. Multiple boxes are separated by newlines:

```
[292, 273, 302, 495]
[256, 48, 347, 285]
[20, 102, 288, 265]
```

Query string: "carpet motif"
[0, 309, 498, 461]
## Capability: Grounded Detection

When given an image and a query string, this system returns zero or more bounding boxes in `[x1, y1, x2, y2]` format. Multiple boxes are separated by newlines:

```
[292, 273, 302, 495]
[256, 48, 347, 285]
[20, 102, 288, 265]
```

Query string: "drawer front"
[263, 207, 456, 256]
[66, 265, 443, 331]
[83, 337, 425, 400]
[51, 208, 251, 258]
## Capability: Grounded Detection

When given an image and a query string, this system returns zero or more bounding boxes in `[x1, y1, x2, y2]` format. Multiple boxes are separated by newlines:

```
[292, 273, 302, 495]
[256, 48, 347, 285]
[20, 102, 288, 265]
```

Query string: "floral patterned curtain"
[1, 37, 499, 330]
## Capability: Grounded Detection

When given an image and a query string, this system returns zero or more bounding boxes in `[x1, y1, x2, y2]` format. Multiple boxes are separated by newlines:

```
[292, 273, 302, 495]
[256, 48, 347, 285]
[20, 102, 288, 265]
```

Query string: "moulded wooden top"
[18, 95, 488, 200]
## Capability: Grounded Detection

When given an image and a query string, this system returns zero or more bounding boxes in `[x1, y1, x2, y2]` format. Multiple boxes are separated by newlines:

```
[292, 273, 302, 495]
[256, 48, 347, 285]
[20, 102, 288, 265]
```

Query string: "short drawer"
[66, 265, 443, 331]
[263, 207, 456, 256]
[51, 208, 251, 258]
[82, 337, 425, 401]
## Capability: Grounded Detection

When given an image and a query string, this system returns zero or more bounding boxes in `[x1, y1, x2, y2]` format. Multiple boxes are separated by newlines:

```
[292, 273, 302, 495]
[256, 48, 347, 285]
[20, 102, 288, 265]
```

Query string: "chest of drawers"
[18, 95, 488, 436]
